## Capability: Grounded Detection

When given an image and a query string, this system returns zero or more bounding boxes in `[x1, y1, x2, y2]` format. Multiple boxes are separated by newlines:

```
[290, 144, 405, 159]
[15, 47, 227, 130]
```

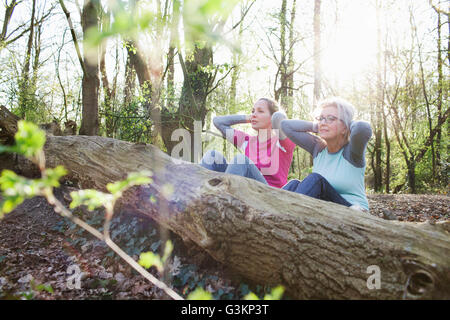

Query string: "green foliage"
[85, 1, 155, 47]
[187, 287, 213, 300]
[243, 285, 284, 300]
[138, 240, 173, 273]
[69, 189, 115, 211]
[182, 0, 240, 45]
[19, 279, 54, 300]
[138, 251, 164, 272]
[84, 0, 240, 50]
[263, 285, 284, 300]
[106, 171, 153, 198]
[243, 292, 259, 300]
[0, 166, 67, 216]
[0, 121, 70, 216]
[114, 100, 153, 143]
[70, 170, 153, 211]
[0, 120, 288, 300]
[0, 121, 45, 159]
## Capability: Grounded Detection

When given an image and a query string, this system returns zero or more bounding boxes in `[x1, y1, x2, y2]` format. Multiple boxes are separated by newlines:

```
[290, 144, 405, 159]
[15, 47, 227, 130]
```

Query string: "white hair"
[314, 97, 355, 129]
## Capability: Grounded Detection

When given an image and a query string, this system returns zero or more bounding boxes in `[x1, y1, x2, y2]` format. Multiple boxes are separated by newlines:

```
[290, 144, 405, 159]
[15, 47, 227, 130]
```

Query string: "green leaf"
[187, 287, 213, 300]
[69, 189, 114, 211]
[138, 251, 163, 272]
[0, 169, 42, 216]
[36, 284, 54, 294]
[0, 196, 24, 216]
[42, 166, 68, 188]
[12, 121, 46, 159]
[263, 285, 284, 300]
[106, 170, 153, 197]
[243, 292, 259, 300]
[162, 240, 173, 264]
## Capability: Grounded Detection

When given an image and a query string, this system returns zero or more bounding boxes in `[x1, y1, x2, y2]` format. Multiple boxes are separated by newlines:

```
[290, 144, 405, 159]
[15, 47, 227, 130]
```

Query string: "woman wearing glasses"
[280, 97, 372, 211]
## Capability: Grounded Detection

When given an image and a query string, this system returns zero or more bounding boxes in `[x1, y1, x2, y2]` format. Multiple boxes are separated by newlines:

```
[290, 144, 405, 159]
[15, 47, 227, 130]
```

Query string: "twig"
[58, 0, 86, 76]
[36, 154, 184, 300]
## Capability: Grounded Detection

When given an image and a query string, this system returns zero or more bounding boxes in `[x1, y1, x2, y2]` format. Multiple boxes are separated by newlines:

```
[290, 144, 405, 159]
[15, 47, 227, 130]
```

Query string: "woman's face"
[251, 100, 272, 131]
[318, 106, 347, 142]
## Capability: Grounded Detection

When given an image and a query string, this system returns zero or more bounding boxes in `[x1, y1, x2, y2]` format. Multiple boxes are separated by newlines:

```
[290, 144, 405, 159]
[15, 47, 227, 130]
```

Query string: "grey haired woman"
[281, 97, 372, 211]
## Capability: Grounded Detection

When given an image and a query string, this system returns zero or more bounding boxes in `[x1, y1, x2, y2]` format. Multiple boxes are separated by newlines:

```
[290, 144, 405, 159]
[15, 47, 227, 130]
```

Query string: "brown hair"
[257, 97, 279, 115]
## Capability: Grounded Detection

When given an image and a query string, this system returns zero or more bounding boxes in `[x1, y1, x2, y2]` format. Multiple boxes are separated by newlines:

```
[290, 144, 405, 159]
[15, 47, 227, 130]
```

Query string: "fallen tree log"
[1, 111, 449, 299]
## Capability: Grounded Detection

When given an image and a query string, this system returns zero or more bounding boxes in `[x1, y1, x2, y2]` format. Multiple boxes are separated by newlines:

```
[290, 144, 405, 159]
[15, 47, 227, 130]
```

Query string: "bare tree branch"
[58, 0, 86, 76]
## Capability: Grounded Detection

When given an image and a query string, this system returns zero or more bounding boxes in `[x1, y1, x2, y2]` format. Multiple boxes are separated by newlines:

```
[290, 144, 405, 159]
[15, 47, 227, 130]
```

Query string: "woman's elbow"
[351, 121, 373, 139]
[212, 116, 221, 129]
[281, 119, 291, 134]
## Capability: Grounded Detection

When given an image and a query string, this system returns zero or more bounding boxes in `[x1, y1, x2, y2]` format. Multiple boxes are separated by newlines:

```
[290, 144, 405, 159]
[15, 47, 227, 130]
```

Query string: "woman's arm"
[271, 111, 288, 140]
[213, 114, 249, 142]
[281, 119, 324, 156]
[348, 121, 372, 167]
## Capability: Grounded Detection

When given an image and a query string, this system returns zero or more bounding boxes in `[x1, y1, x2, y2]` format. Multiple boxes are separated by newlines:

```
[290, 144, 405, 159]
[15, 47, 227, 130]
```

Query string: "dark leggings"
[282, 172, 352, 207]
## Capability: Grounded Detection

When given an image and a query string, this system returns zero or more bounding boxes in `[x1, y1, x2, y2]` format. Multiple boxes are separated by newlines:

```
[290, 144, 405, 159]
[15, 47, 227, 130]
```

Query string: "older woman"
[281, 97, 372, 211]
[201, 97, 296, 188]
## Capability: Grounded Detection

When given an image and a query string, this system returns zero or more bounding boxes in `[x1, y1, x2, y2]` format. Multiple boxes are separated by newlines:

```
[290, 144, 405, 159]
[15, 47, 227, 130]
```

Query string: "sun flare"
[321, 3, 378, 85]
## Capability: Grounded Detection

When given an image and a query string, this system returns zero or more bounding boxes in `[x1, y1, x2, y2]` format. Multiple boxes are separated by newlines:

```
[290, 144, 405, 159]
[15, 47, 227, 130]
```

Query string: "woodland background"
[0, 0, 448, 194]
[0, 0, 449, 300]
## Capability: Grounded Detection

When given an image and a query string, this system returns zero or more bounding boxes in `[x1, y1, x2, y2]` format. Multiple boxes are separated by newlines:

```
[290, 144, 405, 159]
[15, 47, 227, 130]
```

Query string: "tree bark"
[275, 0, 288, 105]
[27, 137, 450, 299]
[0, 105, 20, 145]
[1, 110, 449, 299]
[313, 0, 321, 106]
[286, 0, 296, 117]
[79, 0, 99, 136]
[17, 0, 36, 119]
[161, 44, 213, 157]
[99, 32, 114, 138]
[435, 10, 443, 185]
[0, 0, 18, 46]
[374, 0, 383, 192]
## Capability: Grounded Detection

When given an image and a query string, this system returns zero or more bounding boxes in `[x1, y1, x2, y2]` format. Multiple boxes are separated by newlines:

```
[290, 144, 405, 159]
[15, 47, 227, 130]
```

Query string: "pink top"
[233, 129, 296, 188]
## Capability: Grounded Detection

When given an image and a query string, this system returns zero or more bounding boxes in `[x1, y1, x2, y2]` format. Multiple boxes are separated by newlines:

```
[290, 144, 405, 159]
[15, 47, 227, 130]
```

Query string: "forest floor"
[0, 187, 448, 300]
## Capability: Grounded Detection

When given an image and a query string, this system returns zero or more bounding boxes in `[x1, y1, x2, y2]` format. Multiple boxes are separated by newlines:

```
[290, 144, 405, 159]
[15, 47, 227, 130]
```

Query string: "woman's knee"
[232, 153, 250, 165]
[303, 172, 324, 183]
[282, 179, 301, 191]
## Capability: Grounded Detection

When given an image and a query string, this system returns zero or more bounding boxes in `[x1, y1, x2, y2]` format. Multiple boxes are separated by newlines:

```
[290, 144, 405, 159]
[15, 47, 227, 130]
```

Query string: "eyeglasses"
[315, 115, 339, 123]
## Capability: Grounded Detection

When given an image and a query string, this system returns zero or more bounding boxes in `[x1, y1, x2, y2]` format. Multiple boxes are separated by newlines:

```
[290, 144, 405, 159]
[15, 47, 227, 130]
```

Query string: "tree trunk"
[435, 11, 443, 185]
[382, 106, 390, 193]
[286, 0, 296, 118]
[0, 0, 18, 44]
[275, 0, 288, 106]
[373, 0, 383, 192]
[407, 158, 416, 194]
[313, 0, 321, 106]
[229, 2, 245, 108]
[17, 0, 36, 119]
[166, 0, 180, 111]
[123, 50, 136, 107]
[100, 38, 114, 137]
[79, 0, 99, 136]
[1, 109, 449, 299]
[125, 40, 151, 110]
[162, 44, 213, 158]
[18, 135, 450, 299]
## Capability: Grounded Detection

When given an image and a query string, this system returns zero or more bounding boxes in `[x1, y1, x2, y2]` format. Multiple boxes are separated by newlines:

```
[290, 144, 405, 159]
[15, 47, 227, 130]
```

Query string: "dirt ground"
[0, 188, 448, 300]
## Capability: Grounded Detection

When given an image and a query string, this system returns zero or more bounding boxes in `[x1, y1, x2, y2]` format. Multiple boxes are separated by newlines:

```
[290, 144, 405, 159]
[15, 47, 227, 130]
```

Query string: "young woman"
[201, 98, 296, 188]
[280, 97, 372, 211]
